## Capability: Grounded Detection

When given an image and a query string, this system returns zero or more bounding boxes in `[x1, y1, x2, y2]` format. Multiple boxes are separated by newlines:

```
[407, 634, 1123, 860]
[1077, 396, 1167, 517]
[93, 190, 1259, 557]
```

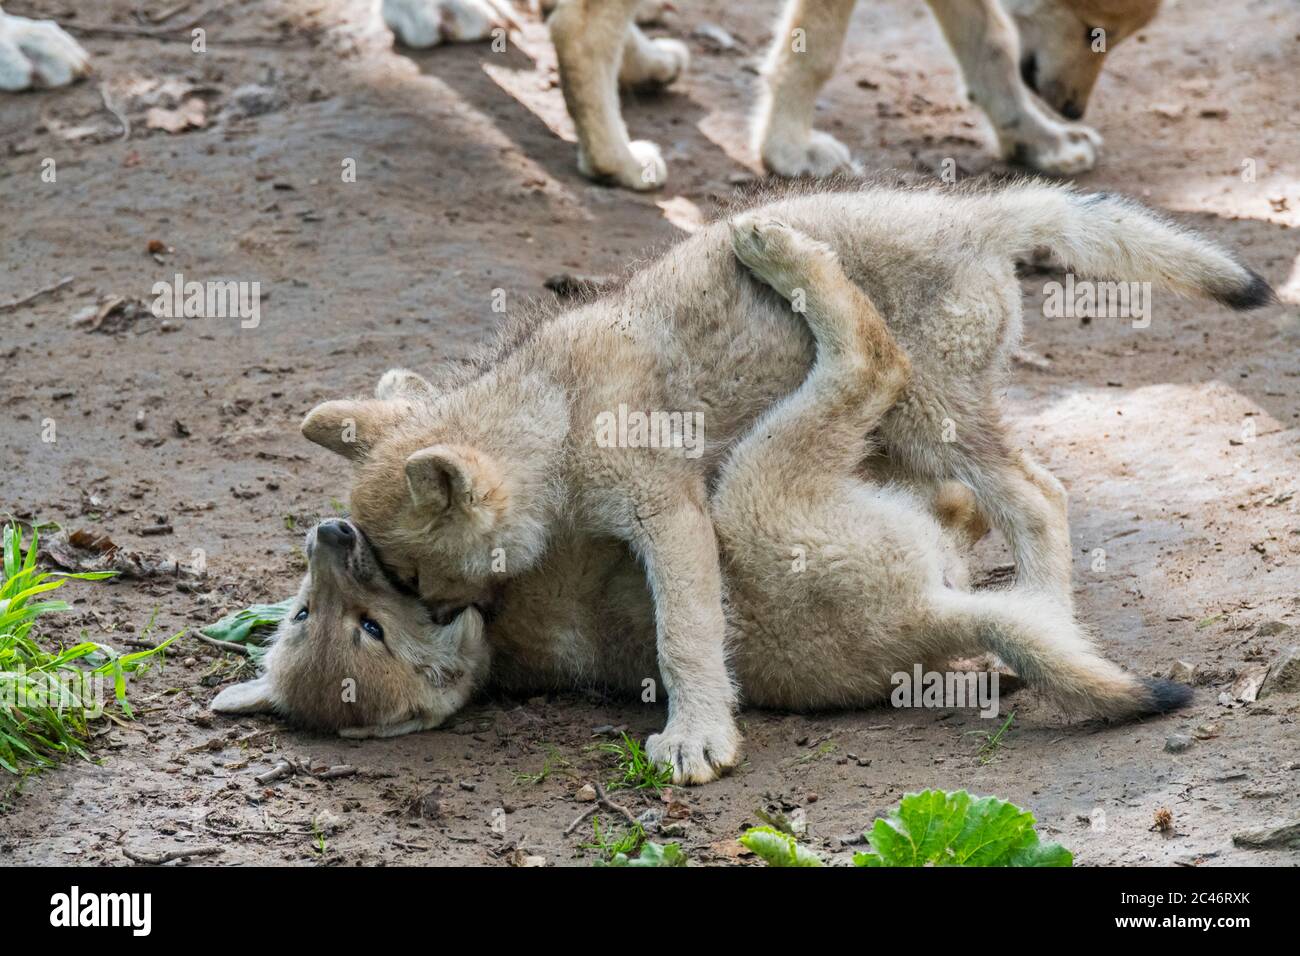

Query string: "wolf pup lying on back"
[215, 216, 1206, 753]
[247, 184, 1267, 783]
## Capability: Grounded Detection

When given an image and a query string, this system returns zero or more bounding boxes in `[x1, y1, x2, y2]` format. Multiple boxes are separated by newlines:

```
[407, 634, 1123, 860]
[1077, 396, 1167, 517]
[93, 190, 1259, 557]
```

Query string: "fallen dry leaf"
[145, 97, 208, 134]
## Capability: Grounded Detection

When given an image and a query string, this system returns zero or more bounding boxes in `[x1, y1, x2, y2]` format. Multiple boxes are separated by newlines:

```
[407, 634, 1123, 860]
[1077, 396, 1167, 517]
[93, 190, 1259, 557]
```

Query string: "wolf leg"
[753, 0, 858, 178]
[924, 0, 1100, 175]
[550, 0, 667, 190]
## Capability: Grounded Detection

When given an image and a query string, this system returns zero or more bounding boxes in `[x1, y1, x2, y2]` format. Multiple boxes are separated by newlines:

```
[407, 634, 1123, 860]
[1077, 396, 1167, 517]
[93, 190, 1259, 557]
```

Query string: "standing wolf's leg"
[924, 0, 1100, 175]
[753, 0, 858, 178]
[550, 0, 669, 190]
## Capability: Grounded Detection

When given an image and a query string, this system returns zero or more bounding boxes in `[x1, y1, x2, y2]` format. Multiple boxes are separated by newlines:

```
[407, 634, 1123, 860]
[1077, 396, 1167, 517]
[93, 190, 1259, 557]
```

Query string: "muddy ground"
[1, 0, 1296, 866]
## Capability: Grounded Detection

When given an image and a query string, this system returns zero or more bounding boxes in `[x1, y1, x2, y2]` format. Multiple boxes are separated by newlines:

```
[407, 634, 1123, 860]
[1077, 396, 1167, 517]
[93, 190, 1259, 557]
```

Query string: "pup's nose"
[316, 519, 355, 549]
[1060, 100, 1084, 120]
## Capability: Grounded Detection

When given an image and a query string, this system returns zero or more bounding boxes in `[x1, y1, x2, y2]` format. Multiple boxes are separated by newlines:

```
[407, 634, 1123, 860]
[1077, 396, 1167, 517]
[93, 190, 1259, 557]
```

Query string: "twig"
[594, 783, 639, 828]
[146, 0, 197, 23]
[194, 632, 250, 656]
[123, 844, 223, 865]
[314, 765, 357, 780]
[0, 275, 74, 313]
[99, 83, 131, 141]
[563, 782, 639, 835]
[255, 759, 292, 785]
[64, 0, 237, 38]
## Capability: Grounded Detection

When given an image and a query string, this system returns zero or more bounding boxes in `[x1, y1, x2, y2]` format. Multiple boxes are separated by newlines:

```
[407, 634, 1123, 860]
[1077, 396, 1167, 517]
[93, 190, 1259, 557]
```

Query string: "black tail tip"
[1140, 678, 1194, 715]
[1214, 269, 1277, 311]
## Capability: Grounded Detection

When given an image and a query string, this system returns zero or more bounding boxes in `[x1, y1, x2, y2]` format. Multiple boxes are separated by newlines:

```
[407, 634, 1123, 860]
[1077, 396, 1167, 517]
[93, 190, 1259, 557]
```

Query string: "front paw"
[1005, 121, 1101, 176]
[647, 713, 740, 785]
[577, 139, 667, 191]
[760, 129, 856, 178]
[0, 13, 90, 91]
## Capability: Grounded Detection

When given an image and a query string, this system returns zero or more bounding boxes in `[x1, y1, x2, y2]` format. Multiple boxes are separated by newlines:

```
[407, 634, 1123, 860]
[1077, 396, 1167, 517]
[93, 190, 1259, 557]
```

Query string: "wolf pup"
[211, 518, 489, 738]
[217, 217, 1194, 742]
[296, 183, 1270, 782]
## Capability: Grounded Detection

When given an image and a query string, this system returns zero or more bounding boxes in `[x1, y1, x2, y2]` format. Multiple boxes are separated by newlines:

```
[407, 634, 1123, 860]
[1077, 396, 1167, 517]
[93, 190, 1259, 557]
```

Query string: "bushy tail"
[989, 184, 1275, 310]
[930, 588, 1191, 721]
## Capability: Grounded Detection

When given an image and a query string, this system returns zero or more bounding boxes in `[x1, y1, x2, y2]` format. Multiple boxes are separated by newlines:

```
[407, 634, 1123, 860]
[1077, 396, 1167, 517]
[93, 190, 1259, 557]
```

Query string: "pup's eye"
[293, 607, 309, 623]
[360, 616, 384, 641]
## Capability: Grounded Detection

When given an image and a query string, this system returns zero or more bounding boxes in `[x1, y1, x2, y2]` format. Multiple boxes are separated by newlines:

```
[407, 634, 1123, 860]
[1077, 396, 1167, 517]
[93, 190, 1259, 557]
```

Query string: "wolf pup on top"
[292, 183, 1271, 783]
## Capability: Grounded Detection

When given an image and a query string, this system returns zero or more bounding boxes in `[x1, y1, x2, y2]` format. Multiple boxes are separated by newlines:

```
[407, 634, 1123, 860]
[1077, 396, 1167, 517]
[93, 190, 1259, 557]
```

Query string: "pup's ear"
[375, 368, 436, 402]
[301, 399, 403, 461]
[405, 444, 505, 522]
[211, 677, 279, 715]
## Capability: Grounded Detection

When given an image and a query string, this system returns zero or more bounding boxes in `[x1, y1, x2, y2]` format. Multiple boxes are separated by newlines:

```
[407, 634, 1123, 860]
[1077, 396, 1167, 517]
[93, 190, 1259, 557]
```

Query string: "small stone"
[1254, 621, 1294, 639]
[1192, 723, 1219, 740]
[228, 83, 285, 118]
[575, 783, 597, 803]
[1232, 820, 1300, 850]
[1259, 646, 1300, 698]
[1164, 734, 1193, 753]
[1167, 660, 1197, 683]
[1230, 663, 1270, 703]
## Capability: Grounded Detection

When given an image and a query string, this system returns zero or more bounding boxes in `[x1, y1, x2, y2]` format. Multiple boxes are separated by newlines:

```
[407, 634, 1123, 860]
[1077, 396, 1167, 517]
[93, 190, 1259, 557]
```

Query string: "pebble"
[1164, 734, 1193, 753]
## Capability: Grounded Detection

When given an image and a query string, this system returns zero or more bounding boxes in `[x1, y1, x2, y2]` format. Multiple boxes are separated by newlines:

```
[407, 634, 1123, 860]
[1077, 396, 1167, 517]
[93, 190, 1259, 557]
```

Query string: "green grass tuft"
[597, 732, 674, 792]
[0, 523, 176, 774]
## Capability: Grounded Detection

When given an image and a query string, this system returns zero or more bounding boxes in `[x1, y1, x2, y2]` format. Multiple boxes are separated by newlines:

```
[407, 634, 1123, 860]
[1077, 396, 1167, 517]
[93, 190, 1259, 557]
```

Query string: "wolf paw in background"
[0, 7, 90, 91]
[1003, 113, 1102, 176]
[382, 0, 518, 48]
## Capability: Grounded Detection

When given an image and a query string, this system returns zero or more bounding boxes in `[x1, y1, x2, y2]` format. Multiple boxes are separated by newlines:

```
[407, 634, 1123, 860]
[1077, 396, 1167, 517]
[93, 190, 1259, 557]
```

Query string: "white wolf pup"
[212, 517, 490, 738]
[287, 183, 1269, 782]
[215, 217, 1196, 746]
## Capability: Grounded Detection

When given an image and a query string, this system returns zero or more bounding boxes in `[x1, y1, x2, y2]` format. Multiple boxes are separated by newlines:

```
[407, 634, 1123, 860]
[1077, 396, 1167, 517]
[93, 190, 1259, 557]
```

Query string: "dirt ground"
[1, 0, 1297, 867]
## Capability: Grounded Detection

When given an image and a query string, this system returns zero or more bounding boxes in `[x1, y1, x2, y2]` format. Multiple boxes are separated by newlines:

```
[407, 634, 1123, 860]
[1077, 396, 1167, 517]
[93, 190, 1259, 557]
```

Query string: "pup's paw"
[620, 36, 689, 90]
[760, 128, 855, 179]
[0, 12, 90, 91]
[578, 138, 667, 191]
[1006, 120, 1101, 177]
[730, 213, 836, 300]
[647, 714, 740, 785]
[382, 0, 511, 48]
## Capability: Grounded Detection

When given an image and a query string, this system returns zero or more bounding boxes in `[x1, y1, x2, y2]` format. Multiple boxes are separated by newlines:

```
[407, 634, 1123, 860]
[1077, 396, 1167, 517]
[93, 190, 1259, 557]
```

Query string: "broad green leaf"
[201, 599, 293, 644]
[599, 841, 688, 867]
[853, 790, 1072, 867]
[739, 826, 824, 867]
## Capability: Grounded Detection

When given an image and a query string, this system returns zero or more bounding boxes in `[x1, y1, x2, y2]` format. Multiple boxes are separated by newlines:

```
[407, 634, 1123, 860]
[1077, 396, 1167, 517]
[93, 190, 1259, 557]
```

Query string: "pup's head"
[1005, 0, 1161, 119]
[211, 518, 489, 736]
[299, 368, 559, 607]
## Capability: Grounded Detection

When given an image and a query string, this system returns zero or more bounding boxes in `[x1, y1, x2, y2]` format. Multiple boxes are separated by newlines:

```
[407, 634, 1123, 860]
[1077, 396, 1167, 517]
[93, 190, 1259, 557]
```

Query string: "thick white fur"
[0, 5, 89, 91]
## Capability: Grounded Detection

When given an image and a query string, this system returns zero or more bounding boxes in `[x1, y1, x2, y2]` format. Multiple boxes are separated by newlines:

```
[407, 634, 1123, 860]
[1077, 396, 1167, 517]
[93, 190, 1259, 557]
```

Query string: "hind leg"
[726, 213, 911, 463]
[880, 380, 1074, 608]
[717, 217, 969, 707]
